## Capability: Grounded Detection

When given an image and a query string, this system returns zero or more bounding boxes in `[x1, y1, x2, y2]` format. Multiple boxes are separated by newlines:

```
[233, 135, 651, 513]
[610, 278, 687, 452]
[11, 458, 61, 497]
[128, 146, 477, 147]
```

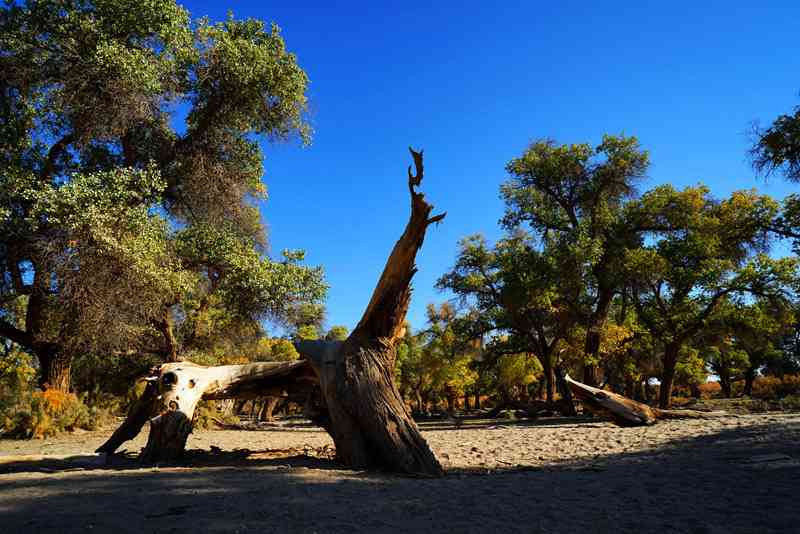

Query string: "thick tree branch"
[0, 317, 31, 348]
[41, 134, 74, 182]
[350, 147, 445, 345]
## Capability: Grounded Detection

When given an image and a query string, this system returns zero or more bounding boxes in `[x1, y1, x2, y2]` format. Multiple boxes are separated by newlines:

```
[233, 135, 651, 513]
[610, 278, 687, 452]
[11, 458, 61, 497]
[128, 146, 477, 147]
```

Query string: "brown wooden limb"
[350, 147, 445, 346]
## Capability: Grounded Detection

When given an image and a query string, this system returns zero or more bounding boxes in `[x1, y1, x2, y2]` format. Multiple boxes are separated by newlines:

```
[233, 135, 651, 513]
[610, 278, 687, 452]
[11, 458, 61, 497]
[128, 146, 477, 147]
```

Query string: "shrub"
[752, 375, 800, 399]
[4, 388, 91, 439]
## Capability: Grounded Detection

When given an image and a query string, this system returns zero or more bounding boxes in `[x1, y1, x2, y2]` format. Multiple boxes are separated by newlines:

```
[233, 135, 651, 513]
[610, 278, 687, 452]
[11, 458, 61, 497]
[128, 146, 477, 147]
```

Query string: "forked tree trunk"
[659, 341, 680, 409]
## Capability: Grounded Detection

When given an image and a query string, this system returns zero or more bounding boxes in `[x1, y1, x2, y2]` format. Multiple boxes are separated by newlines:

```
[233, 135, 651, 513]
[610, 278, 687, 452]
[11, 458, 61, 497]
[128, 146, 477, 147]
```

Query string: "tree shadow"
[1, 417, 798, 533]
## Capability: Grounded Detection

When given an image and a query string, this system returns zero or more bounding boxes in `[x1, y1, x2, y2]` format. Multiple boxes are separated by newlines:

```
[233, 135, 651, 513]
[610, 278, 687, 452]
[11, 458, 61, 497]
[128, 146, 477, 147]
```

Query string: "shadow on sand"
[1, 417, 798, 533]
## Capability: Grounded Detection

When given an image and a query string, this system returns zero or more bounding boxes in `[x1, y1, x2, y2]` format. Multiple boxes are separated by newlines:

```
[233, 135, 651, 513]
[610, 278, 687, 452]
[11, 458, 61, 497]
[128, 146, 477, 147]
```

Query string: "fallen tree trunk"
[565, 375, 725, 427]
[97, 360, 317, 462]
[99, 148, 445, 476]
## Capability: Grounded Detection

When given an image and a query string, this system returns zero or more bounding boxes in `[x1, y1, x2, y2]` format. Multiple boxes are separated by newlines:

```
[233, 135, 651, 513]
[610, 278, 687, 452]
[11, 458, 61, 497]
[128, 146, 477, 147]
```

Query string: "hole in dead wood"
[162, 372, 178, 386]
[168, 400, 179, 410]
[188, 379, 196, 389]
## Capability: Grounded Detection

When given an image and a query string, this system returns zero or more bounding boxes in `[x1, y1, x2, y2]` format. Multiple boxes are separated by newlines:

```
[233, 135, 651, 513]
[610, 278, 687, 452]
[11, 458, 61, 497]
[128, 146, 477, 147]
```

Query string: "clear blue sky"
[181, 0, 800, 333]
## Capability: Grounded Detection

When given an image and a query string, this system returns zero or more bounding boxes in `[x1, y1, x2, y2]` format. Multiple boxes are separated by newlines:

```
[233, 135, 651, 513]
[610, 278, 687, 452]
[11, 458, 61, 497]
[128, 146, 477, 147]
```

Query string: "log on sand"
[565, 375, 725, 427]
[98, 148, 445, 476]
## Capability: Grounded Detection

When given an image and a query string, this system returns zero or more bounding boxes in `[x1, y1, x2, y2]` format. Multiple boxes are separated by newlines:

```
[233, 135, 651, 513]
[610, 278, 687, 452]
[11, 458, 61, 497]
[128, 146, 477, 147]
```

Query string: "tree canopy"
[0, 0, 326, 390]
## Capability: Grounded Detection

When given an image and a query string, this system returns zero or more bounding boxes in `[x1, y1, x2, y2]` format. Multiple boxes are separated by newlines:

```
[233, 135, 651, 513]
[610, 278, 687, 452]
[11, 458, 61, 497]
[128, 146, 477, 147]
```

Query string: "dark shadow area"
[0, 446, 340, 475]
[1, 418, 798, 533]
[415, 415, 606, 432]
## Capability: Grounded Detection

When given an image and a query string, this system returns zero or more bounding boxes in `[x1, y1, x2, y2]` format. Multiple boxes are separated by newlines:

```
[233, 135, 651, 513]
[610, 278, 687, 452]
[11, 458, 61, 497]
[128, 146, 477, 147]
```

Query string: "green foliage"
[751, 104, 800, 183]
[2, 388, 92, 439]
[625, 186, 793, 345]
[0, 0, 326, 388]
[325, 325, 349, 341]
[496, 353, 542, 397]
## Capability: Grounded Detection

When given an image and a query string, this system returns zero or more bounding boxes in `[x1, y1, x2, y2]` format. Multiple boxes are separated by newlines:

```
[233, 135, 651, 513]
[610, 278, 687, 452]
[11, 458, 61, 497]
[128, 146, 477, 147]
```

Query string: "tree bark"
[659, 341, 680, 409]
[36, 344, 72, 392]
[541, 350, 555, 403]
[156, 306, 180, 362]
[297, 148, 445, 476]
[565, 375, 722, 426]
[743, 366, 756, 397]
[582, 288, 614, 387]
[566, 374, 657, 426]
[554, 365, 577, 416]
[260, 396, 281, 421]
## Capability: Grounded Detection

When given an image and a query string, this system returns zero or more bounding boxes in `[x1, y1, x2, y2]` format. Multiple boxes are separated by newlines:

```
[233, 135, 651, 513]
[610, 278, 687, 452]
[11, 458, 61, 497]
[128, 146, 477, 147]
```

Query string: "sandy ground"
[1, 413, 799, 533]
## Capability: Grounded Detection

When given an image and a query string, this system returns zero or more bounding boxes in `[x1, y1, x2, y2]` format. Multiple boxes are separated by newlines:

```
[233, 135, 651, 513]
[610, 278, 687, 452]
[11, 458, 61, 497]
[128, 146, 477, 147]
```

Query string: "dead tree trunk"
[99, 148, 445, 476]
[565, 375, 724, 427]
[260, 396, 281, 421]
[97, 360, 316, 462]
[298, 148, 445, 476]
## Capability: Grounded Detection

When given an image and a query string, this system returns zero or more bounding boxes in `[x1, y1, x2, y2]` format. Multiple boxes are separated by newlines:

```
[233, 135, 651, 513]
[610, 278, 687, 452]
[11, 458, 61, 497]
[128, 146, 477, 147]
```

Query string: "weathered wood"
[96, 377, 160, 454]
[566, 374, 657, 426]
[300, 148, 445, 476]
[565, 374, 725, 427]
[97, 360, 316, 461]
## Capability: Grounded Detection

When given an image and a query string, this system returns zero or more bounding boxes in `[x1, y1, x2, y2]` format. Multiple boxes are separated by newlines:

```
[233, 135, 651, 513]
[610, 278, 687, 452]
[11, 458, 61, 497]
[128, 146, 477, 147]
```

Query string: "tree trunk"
[98, 360, 315, 462]
[582, 289, 613, 387]
[36, 345, 72, 392]
[474, 391, 480, 410]
[554, 365, 577, 416]
[566, 375, 657, 426]
[156, 306, 180, 362]
[542, 352, 555, 403]
[446, 390, 456, 414]
[297, 148, 445, 476]
[659, 342, 680, 409]
[624, 374, 635, 398]
[565, 375, 721, 426]
[463, 393, 471, 411]
[743, 366, 756, 397]
[260, 396, 281, 421]
[720, 370, 732, 398]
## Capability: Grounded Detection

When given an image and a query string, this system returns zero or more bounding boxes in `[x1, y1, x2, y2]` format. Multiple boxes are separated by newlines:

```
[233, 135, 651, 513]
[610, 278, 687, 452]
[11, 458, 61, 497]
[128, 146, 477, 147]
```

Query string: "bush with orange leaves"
[2, 387, 91, 439]
[751, 375, 800, 400]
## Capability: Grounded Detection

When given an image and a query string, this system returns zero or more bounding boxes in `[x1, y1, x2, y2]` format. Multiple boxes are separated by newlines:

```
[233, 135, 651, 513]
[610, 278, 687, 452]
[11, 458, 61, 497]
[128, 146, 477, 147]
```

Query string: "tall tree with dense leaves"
[0, 1, 325, 391]
[437, 233, 569, 402]
[625, 185, 795, 407]
[751, 99, 800, 252]
[500, 135, 649, 385]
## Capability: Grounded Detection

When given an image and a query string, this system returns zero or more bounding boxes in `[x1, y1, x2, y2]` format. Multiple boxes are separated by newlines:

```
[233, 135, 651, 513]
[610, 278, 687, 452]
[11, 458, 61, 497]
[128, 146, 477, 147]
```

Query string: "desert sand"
[1, 413, 798, 533]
